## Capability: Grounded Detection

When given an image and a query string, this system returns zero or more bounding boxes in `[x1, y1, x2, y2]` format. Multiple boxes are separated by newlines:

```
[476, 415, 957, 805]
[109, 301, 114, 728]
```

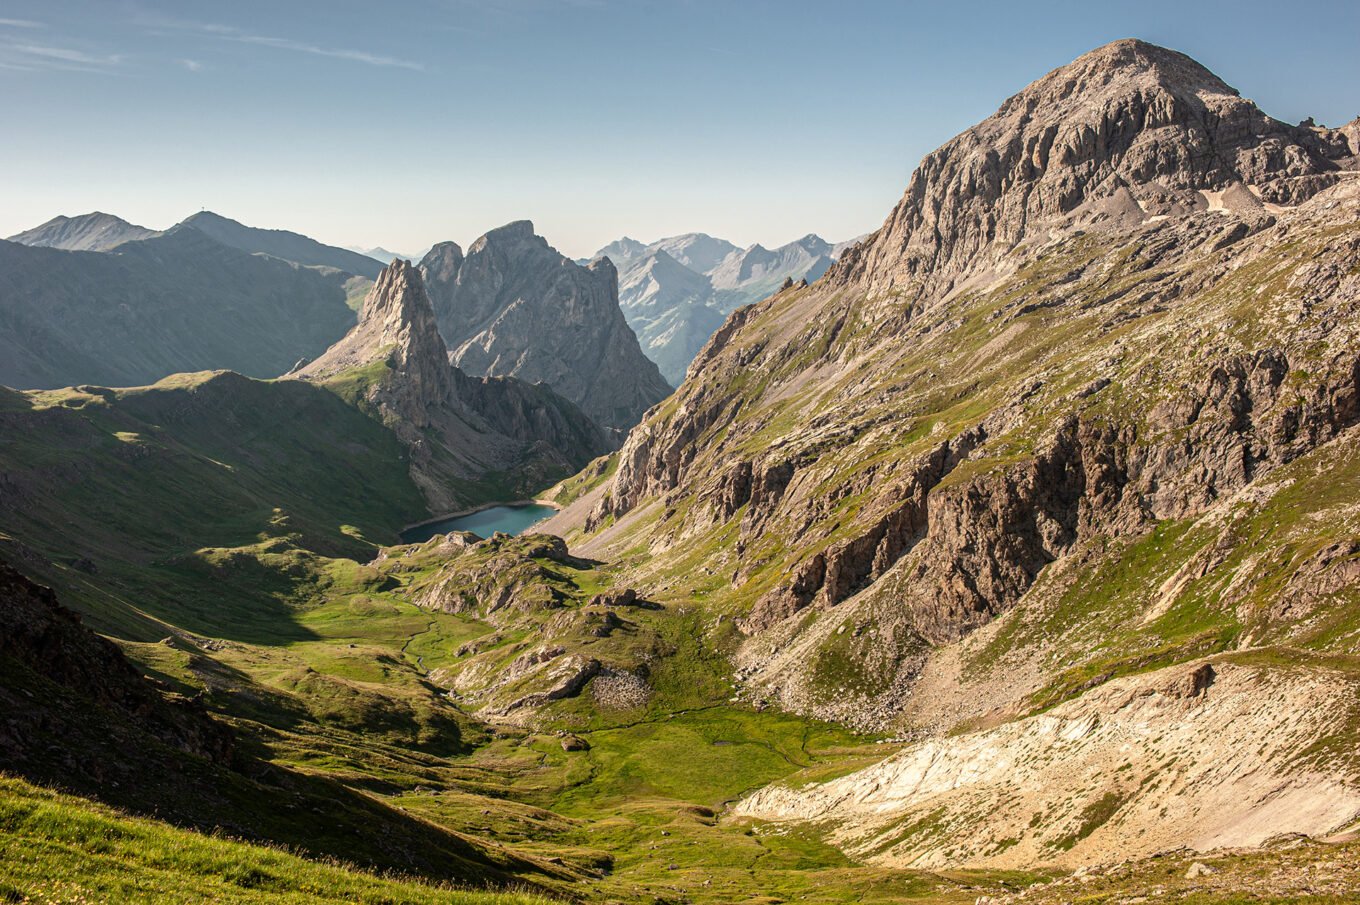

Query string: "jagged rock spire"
[295, 258, 451, 413]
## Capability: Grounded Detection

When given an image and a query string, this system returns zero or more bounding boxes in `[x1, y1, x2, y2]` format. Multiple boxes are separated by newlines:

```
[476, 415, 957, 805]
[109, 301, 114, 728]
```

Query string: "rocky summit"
[297, 258, 609, 512]
[832, 39, 1357, 297]
[419, 221, 672, 434]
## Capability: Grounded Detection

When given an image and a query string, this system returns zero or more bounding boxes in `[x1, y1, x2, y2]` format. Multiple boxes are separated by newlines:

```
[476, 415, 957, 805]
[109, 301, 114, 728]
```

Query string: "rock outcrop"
[419, 221, 672, 433]
[297, 259, 609, 512]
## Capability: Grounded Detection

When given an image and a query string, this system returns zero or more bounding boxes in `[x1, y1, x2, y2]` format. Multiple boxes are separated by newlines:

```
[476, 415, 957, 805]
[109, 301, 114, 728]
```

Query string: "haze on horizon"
[2, 0, 1357, 259]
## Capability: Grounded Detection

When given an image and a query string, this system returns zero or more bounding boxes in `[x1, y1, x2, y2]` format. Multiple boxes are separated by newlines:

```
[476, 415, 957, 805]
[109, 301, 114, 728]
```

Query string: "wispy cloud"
[179, 58, 203, 72]
[145, 18, 425, 71]
[229, 32, 425, 70]
[0, 18, 44, 29]
[0, 41, 124, 72]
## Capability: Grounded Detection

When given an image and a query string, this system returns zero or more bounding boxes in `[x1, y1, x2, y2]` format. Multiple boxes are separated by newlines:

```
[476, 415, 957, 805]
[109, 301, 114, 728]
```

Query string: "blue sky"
[1, 0, 1357, 258]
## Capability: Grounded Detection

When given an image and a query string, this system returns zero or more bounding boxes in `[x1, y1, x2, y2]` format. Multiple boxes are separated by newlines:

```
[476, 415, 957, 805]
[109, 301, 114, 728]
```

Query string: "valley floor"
[3, 530, 1357, 905]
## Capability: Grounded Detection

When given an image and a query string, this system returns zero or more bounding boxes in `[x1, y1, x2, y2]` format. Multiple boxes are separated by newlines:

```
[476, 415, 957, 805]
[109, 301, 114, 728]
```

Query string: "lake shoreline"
[399, 498, 561, 537]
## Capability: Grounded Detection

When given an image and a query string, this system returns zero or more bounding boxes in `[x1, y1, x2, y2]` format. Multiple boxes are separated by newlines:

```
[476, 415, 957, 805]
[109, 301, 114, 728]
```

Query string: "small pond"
[400, 503, 557, 544]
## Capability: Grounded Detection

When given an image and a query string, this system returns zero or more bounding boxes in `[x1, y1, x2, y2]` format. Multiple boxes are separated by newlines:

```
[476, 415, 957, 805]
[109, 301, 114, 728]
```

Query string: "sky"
[1, 0, 1357, 259]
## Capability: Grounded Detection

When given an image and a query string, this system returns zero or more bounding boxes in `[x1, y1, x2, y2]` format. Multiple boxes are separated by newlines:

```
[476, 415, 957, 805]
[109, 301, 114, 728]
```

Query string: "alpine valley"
[3, 37, 1360, 905]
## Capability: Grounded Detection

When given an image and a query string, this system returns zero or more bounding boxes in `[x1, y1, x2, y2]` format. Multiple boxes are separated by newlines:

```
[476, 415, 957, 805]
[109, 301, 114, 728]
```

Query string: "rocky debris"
[420, 221, 672, 433]
[736, 661, 1360, 869]
[985, 839, 1360, 904]
[295, 259, 609, 512]
[590, 668, 651, 710]
[559, 733, 590, 752]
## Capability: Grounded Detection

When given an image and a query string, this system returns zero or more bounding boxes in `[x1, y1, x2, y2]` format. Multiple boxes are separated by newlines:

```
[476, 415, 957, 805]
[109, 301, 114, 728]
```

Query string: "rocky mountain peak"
[8, 211, 159, 252]
[360, 260, 434, 333]
[475, 219, 538, 248]
[297, 258, 451, 411]
[1029, 38, 1233, 99]
[416, 241, 464, 290]
[295, 257, 609, 509]
[831, 39, 1357, 297]
[595, 236, 647, 263]
[420, 221, 672, 433]
[587, 255, 617, 280]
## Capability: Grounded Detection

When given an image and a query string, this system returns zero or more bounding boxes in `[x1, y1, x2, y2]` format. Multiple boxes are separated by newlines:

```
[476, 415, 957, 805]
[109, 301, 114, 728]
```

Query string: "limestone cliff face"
[297, 260, 608, 511]
[562, 40, 1360, 732]
[419, 222, 672, 434]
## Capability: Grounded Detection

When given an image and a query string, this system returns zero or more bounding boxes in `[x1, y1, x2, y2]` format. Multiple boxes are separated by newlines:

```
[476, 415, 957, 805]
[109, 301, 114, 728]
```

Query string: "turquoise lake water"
[401, 503, 557, 543]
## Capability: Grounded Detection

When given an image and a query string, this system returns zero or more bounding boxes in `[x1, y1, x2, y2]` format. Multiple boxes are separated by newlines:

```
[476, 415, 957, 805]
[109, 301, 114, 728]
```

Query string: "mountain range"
[3, 210, 669, 441]
[590, 231, 865, 384]
[3, 36, 1360, 905]
[8, 211, 160, 251]
[0, 225, 361, 388]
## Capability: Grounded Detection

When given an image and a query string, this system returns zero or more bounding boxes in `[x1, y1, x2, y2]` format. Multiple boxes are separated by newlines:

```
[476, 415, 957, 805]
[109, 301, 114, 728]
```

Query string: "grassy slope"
[0, 372, 425, 639]
[5, 467, 1357, 902]
[0, 776, 550, 905]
